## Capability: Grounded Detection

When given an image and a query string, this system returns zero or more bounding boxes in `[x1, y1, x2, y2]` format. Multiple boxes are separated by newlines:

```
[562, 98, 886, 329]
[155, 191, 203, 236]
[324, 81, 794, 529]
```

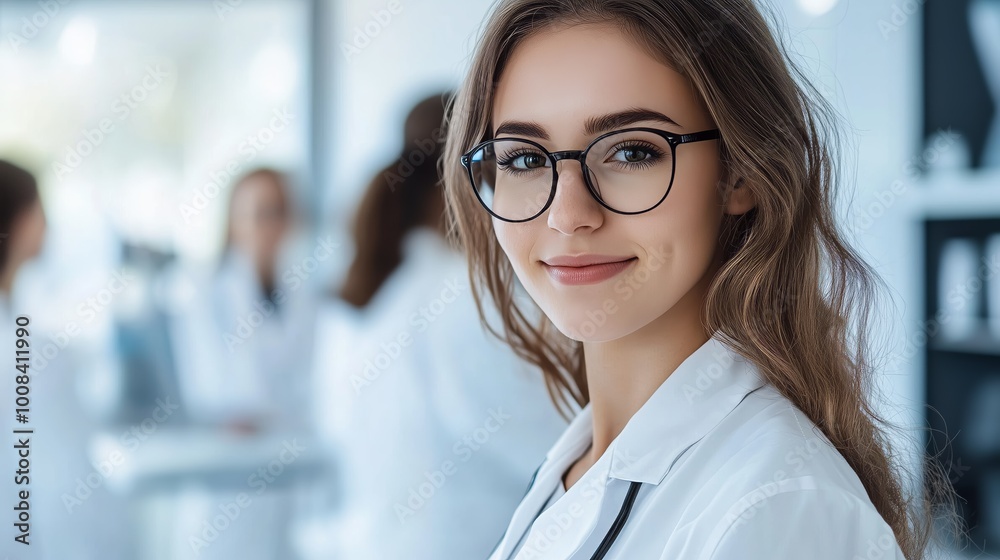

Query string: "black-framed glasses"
[460, 127, 720, 223]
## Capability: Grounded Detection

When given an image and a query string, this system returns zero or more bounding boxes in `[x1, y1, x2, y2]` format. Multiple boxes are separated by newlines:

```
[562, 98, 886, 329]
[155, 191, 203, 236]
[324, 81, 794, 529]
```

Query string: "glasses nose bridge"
[548, 149, 588, 179]
[546, 148, 598, 213]
[549, 149, 586, 164]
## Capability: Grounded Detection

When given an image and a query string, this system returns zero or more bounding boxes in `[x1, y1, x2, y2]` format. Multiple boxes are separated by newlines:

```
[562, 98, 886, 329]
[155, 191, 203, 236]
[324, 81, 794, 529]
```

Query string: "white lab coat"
[171, 248, 316, 429]
[167, 247, 318, 560]
[1, 292, 133, 560]
[0, 294, 28, 553]
[491, 334, 906, 560]
[308, 227, 567, 560]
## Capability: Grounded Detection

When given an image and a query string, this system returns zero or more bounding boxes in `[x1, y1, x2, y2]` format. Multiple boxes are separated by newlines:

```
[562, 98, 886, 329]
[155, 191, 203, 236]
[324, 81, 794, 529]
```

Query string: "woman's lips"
[542, 257, 638, 285]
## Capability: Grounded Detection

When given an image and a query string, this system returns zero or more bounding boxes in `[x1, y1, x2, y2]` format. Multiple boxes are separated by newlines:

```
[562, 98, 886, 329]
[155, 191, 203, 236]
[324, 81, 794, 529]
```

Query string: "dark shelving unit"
[924, 217, 1000, 553]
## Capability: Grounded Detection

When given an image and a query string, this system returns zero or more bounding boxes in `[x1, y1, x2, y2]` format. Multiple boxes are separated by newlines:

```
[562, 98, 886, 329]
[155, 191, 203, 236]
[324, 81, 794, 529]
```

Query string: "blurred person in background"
[1, 160, 133, 559]
[300, 92, 566, 560]
[0, 161, 46, 300]
[173, 168, 315, 431]
[1, 159, 47, 553]
[169, 168, 318, 560]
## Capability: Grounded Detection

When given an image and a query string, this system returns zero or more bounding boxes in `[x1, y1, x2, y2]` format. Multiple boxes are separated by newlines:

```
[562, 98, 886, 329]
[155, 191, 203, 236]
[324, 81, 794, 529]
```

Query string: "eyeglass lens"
[467, 130, 675, 221]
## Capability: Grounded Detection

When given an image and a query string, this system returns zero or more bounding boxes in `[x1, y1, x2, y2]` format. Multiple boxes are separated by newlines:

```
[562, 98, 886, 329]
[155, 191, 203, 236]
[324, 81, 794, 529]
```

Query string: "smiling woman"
[442, 1, 962, 559]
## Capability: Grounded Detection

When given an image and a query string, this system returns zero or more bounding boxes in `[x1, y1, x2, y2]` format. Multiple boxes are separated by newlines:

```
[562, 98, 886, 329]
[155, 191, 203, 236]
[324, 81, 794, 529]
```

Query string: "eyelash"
[496, 148, 545, 172]
[605, 141, 666, 169]
[495, 140, 668, 173]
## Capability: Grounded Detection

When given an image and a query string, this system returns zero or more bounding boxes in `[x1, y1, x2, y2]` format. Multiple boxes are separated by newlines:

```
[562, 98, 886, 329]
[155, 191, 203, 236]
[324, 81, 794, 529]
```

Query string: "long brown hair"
[340, 92, 451, 308]
[441, 1, 961, 557]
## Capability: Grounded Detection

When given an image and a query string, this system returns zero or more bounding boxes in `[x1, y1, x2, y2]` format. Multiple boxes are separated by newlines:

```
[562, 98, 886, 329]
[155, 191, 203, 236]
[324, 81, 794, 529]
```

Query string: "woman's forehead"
[490, 23, 710, 138]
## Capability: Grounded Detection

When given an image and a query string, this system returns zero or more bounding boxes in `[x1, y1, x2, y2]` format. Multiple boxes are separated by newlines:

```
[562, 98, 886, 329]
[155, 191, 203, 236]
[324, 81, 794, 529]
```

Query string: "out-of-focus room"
[0, 0, 998, 558]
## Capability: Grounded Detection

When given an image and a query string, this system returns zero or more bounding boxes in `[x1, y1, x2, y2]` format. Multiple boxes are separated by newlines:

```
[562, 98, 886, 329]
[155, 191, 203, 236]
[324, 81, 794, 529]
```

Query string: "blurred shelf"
[930, 326, 1000, 357]
[908, 169, 1000, 219]
[923, 206, 1000, 557]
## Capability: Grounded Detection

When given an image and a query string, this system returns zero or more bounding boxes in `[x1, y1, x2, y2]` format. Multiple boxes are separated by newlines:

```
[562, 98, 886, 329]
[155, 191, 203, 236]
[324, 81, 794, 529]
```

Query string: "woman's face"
[490, 23, 750, 342]
[9, 198, 46, 266]
[230, 175, 289, 266]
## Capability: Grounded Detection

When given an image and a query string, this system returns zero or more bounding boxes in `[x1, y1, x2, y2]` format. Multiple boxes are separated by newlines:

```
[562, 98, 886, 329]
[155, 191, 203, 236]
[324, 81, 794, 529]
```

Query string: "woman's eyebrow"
[494, 120, 549, 139]
[493, 107, 681, 140]
[584, 108, 680, 135]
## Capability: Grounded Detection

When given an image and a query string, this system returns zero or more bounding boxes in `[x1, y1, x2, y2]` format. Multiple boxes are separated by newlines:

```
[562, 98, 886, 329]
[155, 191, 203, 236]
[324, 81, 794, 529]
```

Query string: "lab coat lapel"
[494, 406, 593, 559]
[569, 476, 637, 559]
[494, 458, 576, 558]
[509, 456, 614, 559]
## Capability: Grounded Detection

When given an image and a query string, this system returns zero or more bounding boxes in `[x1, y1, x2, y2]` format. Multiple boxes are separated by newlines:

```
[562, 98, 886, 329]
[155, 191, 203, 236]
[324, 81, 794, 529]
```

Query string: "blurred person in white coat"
[1, 160, 134, 560]
[303, 93, 566, 560]
[1, 160, 47, 557]
[173, 168, 316, 431]
[169, 168, 318, 559]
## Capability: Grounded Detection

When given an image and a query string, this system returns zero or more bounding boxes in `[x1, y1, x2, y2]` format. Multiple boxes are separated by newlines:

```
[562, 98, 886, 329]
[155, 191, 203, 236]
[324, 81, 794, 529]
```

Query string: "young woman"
[442, 1, 959, 558]
[174, 167, 314, 431]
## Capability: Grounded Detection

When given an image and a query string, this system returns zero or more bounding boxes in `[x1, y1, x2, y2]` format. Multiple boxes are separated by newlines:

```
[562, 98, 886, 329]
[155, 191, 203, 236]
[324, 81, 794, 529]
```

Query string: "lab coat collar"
[546, 333, 767, 486]
[493, 334, 768, 559]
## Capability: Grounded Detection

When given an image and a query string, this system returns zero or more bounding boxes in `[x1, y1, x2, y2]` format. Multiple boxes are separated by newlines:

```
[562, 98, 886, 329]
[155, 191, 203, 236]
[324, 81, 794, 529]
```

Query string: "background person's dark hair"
[339, 91, 452, 308]
[0, 159, 40, 272]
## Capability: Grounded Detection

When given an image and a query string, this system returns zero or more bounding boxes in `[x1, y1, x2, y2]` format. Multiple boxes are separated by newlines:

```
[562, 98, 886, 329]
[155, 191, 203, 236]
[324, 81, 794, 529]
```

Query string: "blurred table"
[87, 427, 327, 495]
[87, 427, 331, 560]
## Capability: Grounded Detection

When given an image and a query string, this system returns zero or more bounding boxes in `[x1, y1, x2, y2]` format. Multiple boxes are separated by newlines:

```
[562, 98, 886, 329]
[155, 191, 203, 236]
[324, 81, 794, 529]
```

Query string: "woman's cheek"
[492, 222, 517, 266]
[494, 221, 534, 265]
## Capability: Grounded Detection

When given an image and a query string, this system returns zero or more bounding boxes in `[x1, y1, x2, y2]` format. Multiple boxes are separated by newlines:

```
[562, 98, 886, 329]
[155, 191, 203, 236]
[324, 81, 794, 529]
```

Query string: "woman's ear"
[724, 177, 756, 216]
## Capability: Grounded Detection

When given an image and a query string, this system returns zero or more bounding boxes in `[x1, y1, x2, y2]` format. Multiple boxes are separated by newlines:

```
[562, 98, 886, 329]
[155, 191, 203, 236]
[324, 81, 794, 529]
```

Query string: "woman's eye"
[517, 153, 546, 168]
[505, 152, 547, 169]
[615, 147, 650, 163]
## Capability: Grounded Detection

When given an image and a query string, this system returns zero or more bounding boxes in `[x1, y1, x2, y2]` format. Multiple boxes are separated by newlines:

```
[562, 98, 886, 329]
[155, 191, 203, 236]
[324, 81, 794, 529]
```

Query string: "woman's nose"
[545, 160, 605, 235]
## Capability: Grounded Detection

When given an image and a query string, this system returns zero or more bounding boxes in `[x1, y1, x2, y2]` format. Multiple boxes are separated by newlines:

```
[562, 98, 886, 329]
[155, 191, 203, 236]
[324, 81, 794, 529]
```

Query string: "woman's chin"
[547, 312, 631, 344]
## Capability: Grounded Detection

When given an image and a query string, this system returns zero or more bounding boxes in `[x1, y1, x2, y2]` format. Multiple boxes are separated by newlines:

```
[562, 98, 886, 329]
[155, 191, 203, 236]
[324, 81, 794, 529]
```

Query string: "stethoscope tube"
[489, 463, 643, 560]
[590, 480, 642, 560]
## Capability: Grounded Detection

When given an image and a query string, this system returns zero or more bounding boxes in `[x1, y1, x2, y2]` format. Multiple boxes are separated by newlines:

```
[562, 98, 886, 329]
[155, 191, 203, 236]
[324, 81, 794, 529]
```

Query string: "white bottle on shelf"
[987, 233, 1000, 339]
[938, 238, 981, 341]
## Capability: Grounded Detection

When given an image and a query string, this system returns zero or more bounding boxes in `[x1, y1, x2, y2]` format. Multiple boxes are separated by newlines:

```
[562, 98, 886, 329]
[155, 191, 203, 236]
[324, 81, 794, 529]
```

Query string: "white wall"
[777, 0, 927, 484]
[808, 0, 926, 436]
[320, 0, 495, 217]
